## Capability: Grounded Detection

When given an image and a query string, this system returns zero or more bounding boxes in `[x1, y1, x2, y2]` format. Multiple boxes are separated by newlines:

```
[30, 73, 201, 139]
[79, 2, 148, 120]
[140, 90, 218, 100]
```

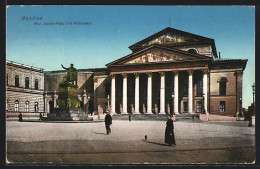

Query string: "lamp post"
[107, 95, 110, 112]
[252, 83, 255, 115]
[239, 97, 242, 120]
[171, 93, 174, 115]
[87, 95, 90, 114]
[252, 83, 255, 104]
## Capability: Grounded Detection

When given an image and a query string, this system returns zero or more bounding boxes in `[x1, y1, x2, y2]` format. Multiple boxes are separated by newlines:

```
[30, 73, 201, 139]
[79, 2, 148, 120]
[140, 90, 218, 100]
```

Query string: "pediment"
[109, 46, 211, 66]
[129, 27, 214, 52]
[124, 49, 190, 64]
[141, 33, 199, 47]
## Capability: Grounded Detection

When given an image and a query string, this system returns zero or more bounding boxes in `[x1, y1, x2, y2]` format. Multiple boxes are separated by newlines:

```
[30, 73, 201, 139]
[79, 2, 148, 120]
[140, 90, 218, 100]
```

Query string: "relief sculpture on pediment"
[142, 33, 188, 47]
[125, 50, 184, 64]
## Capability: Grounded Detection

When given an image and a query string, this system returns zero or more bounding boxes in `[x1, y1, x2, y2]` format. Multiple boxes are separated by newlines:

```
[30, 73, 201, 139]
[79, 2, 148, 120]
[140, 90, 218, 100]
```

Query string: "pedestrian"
[18, 112, 23, 122]
[164, 115, 176, 146]
[105, 111, 112, 135]
[129, 112, 132, 122]
[39, 112, 43, 121]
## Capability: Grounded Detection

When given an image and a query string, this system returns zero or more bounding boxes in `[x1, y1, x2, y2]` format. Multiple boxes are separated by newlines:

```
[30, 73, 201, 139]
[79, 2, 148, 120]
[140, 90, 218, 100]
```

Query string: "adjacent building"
[6, 60, 45, 116]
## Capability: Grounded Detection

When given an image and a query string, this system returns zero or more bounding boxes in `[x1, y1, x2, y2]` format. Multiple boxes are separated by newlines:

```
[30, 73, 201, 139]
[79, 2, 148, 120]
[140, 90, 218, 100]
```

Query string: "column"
[202, 69, 208, 113]
[83, 90, 87, 113]
[188, 70, 193, 114]
[110, 74, 116, 114]
[159, 72, 166, 114]
[43, 93, 46, 113]
[122, 73, 128, 114]
[134, 73, 140, 114]
[147, 72, 152, 114]
[53, 91, 57, 108]
[93, 77, 98, 115]
[174, 71, 179, 114]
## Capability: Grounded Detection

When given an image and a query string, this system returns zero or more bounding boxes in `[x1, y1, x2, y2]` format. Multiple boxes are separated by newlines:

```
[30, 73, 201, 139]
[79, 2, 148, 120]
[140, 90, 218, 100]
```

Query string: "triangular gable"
[107, 45, 211, 66]
[124, 49, 193, 64]
[141, 32, 200, 47]
[129, 27, 213, 50]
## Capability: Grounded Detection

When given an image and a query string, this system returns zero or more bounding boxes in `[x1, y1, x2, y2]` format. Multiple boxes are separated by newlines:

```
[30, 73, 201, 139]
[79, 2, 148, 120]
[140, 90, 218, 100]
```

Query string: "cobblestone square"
[6, 120, 255, 165]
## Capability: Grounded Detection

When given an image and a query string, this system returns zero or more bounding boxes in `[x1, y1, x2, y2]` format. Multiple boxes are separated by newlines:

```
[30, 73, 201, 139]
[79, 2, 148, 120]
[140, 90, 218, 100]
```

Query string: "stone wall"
[209, 70, 238, 116]
[6, 90, 44, 112]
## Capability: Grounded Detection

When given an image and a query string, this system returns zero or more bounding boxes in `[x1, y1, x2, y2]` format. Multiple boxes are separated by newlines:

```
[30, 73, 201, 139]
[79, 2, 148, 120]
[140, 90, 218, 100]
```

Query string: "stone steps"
[46, 109, 93, 121]
[111, 113, 200, 121]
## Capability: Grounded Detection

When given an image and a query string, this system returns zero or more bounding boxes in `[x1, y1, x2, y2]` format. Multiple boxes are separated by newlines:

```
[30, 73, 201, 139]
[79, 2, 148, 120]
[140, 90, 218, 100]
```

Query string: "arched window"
[25, 77, 29, 89]
[218, 77, 228, 96]
[35, 79, 38, 90]
[188, 49, 198, 54]
[15, 75, 19, 87]
[34, 101, 39, 112]
[25, 101, 29, 112]
[14, 100, 19, 112]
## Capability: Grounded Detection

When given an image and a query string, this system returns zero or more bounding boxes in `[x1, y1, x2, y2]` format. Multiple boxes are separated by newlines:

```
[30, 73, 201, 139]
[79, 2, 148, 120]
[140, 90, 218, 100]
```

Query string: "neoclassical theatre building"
[6, 27, 247, 117]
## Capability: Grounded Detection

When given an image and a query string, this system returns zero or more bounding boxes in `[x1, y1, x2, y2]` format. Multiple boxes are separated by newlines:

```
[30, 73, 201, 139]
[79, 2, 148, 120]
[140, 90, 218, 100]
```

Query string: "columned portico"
[147, 72, 152, 114]
[122, 73, 128, 114]
[134, 73, 140, 114]
[202, 69, 208, 113]
[188, 70, 193, 114]
[174, 71, 179, 114]
[159, 72, 165, 114]
[110, 74, 116, 114]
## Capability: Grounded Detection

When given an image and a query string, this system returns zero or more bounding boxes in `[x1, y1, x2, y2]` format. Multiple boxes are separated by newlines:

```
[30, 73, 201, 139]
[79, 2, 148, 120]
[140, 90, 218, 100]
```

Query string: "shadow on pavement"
[144, 140, 170, 147]
[92, 131, 107, 135]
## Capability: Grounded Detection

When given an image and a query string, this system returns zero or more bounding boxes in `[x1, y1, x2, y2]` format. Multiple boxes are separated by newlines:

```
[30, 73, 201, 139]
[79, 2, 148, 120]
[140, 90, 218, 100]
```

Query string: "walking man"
[18, 112, 23, 122]
[105, 111, 112, 135]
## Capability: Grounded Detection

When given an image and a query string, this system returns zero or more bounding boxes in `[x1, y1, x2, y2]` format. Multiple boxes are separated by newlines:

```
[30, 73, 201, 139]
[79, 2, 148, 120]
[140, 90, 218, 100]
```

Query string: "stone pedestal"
[47, 82, 92, 121]
[47, 108, 92, 121]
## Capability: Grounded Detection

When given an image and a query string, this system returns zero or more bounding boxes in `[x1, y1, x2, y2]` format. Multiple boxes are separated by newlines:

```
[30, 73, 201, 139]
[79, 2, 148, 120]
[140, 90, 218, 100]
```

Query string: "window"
[34, 102, 39, 112]
[183, 102, 188, 112]
[25, 77, 29, 89]
[14, 100, 19, 112]
[220, 101, 225, 112]
[35, 79, 38, 90]
[183, 77, 188, 97]
[196, 101, 202, 112]
[25, 101, 29, 112]
[196, 79, 203, 97]
[15, 75, 19, 87]
[188, 49, 198, 54]
[218, 77, 228, 96]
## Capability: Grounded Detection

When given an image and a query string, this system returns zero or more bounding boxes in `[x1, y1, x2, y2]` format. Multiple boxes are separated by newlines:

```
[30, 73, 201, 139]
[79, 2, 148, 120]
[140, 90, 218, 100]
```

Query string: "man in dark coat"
[18, 112, 23, 122]
[105, 112, 112, 135]
[164, 115, 176, 146]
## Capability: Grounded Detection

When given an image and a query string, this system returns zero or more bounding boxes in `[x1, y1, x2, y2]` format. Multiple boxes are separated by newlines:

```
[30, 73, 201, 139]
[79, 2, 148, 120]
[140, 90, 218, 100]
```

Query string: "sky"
[6, 5, 255, 108]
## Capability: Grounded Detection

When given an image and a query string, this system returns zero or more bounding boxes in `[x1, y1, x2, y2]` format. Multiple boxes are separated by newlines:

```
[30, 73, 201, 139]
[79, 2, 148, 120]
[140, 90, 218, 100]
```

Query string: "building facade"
[7, 27, 247, 118]
[6, 60, 45, 115]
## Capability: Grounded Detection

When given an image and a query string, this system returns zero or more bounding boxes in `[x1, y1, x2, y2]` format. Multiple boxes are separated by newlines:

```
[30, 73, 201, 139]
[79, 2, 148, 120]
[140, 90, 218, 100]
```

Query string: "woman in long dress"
[164, 115, 176, 146]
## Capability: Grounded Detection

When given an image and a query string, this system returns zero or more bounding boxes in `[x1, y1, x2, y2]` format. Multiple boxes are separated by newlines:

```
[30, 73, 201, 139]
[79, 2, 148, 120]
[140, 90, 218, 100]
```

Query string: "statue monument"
[47, 64, 92, 121]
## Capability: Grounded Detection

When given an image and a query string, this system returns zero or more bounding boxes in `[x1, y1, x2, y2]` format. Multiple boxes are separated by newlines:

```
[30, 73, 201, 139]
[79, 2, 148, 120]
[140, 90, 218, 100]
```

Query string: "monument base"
[46, 108, 93, 121]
